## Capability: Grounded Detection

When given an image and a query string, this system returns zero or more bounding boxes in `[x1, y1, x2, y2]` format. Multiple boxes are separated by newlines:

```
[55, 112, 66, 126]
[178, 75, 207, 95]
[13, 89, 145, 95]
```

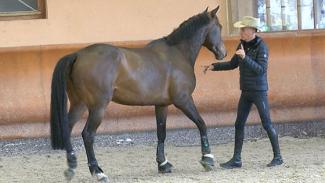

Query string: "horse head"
[203, 6, 227, 60]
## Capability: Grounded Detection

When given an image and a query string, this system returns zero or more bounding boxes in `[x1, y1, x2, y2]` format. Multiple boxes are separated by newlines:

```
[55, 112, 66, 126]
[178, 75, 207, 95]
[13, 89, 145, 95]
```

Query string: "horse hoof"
[64, 168, 76, 181]
[158, 161, 173, 173]
[200, 155, 215, 171]
[94, 172, 109, 183]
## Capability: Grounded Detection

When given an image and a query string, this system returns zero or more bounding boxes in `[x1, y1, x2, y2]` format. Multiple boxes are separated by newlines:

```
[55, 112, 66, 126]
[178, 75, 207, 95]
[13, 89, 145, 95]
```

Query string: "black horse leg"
[175, 97, 214, 171]
[63, 103, 86, 180]
[155, 105, 173, 173]
[82, 106, 108, 182]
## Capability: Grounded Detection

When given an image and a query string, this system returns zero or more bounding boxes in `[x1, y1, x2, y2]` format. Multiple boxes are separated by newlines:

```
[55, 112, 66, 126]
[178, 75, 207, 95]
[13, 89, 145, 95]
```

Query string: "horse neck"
[176, 27, 208, 67]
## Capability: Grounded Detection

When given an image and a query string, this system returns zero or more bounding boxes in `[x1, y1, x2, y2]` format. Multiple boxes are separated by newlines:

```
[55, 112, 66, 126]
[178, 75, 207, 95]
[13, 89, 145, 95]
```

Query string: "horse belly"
[112, 79, 171, 106]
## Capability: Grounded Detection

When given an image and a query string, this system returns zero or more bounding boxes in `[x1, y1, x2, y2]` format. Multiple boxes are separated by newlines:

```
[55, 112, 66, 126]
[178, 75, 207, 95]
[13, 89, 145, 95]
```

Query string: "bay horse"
[50, 6, 226, 182]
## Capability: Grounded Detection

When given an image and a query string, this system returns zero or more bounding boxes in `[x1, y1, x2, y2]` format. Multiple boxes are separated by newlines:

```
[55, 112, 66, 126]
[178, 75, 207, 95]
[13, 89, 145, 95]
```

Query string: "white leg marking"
[203, 154, 214, 159]
[159, 159, 168, 167]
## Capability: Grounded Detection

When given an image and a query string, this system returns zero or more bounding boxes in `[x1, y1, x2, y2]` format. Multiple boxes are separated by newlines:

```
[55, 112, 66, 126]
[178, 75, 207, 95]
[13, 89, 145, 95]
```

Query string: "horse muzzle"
[213, 47, 227, 60]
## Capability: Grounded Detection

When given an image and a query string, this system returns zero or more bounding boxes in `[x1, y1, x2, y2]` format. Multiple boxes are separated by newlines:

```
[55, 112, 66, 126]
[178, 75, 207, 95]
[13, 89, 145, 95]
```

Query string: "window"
[229, 0, 325, 33]
[314, 0, 325, 28]
[0, 0, 46, 21]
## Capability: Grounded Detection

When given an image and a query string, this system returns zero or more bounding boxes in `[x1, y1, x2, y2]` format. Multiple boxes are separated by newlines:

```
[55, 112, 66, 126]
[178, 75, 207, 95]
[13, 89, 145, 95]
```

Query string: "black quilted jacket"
[212, 36, 269, 91]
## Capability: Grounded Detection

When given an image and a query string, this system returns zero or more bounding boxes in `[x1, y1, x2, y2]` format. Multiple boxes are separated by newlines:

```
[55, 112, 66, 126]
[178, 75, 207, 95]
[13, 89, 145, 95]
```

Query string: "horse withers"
[50, 6, 226, 182]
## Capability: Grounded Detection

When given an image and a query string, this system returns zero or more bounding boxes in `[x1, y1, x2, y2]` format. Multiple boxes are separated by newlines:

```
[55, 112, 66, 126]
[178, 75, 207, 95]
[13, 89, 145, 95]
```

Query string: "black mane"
[165, 12, 210, 45]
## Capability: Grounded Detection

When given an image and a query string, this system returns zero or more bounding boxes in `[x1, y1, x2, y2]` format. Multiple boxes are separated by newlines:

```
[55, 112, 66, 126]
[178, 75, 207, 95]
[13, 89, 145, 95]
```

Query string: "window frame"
[227, 0, 325, 35]
[0, 0, 47, 21]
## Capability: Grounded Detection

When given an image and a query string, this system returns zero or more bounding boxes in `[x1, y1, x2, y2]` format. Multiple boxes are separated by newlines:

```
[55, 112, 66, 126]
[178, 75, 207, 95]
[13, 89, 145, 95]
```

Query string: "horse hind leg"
[64, 101, 87, 181]
[82, 103, 109, 183]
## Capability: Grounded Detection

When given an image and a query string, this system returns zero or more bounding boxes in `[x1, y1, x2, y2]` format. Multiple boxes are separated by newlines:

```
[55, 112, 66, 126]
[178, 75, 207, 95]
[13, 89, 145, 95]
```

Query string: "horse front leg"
[174, 96, 215, 171]
[155, 105, 173, 173]
[82, 106, 109, 183]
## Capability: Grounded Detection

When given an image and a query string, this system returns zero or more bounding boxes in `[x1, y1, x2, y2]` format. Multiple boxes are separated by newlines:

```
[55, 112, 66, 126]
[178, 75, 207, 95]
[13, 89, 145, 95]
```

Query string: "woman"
[203, 16, 283, 168]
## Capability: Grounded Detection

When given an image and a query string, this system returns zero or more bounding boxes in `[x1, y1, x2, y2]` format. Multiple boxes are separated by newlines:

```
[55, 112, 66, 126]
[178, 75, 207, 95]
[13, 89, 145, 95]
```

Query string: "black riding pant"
[235, 91, 272, 130]
[232, 91, 281, 158]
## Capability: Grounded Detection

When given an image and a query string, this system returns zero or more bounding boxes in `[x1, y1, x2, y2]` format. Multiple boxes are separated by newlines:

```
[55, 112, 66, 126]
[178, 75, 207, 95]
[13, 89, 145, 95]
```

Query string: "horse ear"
[204, 6, 209, 13]
[210, 6, 220, 17]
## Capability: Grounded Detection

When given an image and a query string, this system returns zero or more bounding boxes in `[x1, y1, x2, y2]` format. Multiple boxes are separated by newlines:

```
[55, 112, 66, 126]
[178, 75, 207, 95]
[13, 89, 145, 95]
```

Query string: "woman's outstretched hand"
[202, 65, 214, 74]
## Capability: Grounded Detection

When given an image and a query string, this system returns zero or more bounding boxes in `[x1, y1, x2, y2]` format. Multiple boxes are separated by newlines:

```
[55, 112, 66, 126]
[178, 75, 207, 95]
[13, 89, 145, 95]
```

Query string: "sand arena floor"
[0, 134, 324, 183]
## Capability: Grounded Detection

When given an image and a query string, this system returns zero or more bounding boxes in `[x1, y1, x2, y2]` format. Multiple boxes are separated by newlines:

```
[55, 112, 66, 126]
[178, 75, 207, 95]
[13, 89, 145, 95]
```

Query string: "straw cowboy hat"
[233, 16, 261, 30]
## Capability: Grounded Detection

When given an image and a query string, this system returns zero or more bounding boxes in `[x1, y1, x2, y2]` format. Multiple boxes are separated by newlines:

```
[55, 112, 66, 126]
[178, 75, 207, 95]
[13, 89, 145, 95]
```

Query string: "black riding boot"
[220, 128, 243, 169]
[266, 127, 283, 167]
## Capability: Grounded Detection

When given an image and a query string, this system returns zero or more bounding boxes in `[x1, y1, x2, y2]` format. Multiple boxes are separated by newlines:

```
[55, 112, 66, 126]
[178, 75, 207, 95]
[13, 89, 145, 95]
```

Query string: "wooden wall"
[0, 32, 325, 139]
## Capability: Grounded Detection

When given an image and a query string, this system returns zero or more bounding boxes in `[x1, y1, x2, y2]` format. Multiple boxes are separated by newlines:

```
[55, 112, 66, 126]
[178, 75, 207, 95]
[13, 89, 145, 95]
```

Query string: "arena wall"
[0, 32, 324, 139]
[0, 0, 324, 139]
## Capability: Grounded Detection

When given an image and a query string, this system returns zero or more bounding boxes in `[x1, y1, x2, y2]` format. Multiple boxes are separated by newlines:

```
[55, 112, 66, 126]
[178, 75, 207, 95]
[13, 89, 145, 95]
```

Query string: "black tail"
[50, 53, 77, 150]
